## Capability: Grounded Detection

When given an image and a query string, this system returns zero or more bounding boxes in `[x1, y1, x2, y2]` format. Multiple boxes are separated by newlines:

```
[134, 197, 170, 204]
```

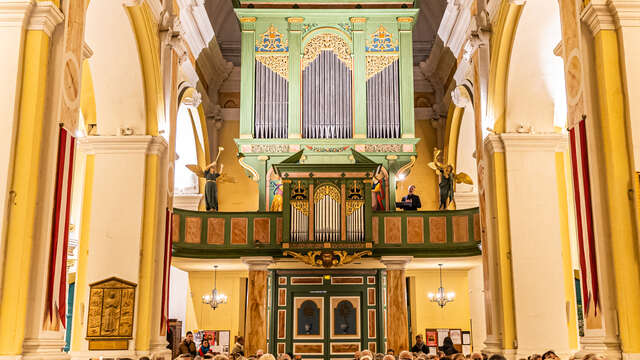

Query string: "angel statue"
[186, 146, 235, 211]
[270, 174, 283, 212]
[428, 148, 473, 210]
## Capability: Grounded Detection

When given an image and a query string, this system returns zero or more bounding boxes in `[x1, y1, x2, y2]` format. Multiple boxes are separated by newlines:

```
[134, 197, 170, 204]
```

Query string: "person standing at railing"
[396, 185, 421, 211]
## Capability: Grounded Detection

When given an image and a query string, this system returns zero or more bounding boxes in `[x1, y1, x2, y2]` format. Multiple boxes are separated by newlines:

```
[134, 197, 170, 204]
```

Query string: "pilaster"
[287, 17, 303, 139]
[242, 257, 273, 356]
[397, 17, 415, 138]
[381, 256, 412, 353]
[351, 17, 367, 138]
[239, 17, 256, 139]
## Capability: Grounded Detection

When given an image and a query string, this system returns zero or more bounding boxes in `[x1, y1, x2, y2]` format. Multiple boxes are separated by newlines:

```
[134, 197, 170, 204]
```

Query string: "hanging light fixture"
[428, 264, 455, 308]
[202, 265, 227, 310]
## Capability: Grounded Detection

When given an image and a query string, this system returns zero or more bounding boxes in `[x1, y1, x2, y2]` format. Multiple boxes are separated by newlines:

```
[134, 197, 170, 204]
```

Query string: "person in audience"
[376, 353, 385, 360]
[412, 335, 429, 354]
[470, 353, 483, 360]
[199, 339, 212, 357]
[582, 354, 606, 360]
[542, 351, 559, 360]
[231, 337, 245, 357]
[213, 354, 228, 360]
[256, 350, 265, 357]
[438, 337, 458, 356]
[258, 354, 276, 360]
[528, 354, 542, 360]
[179, 331, 198, 357]
[383, 355, 396, 360]
[488, 354, 506, 360]
[293, 355, 302, 360]
[399, 350, 414, 360]
[437, 351, 446, 358]
[279, 354, 291, 360]
[427, 355, 438, 360]
[362, 350, 374, 359]
[451, 353, 465, 360]
[361, 355, 373, 360]
[387, 350, 395, 356]
[354, 350, 361, 360]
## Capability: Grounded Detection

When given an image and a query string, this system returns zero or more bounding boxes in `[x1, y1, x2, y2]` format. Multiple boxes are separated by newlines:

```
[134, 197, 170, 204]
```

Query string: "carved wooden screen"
[302, 33, 353, 138]
[255, 25, 289, 138]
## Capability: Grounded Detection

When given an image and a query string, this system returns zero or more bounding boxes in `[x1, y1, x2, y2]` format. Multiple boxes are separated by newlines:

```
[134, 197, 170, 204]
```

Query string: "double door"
[271, 271, 385, 360]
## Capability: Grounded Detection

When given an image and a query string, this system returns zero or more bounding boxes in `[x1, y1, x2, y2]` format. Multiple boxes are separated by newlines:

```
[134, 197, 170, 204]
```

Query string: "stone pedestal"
[242, 257, 273, 356]
[381, 256, 412, 353]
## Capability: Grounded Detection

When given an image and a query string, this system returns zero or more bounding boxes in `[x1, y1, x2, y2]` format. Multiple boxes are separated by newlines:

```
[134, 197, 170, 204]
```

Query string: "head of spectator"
[488, 354, 507, 360]
[399, 350, 414, 360]
[542, 351, 558, 360]
[258, 354, 276, 360]
[384, 355, 396, 360]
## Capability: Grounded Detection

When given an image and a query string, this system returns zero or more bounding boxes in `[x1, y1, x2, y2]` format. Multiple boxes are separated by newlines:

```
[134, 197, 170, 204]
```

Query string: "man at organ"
[396, 185, 421, 210]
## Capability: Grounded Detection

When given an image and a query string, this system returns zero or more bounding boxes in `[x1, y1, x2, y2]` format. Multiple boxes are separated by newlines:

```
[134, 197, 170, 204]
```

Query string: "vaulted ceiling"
[204, 0, 448, 66]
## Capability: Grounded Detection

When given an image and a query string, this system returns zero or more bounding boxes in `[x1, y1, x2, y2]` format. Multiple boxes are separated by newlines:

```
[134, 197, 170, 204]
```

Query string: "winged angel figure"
[428, 148, 473, 210]
[185, 146, 236, 211]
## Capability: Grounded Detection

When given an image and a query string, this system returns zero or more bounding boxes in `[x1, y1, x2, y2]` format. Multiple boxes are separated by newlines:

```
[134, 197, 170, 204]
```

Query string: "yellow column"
[381, 256, 412, 353]
[0, 28, 53, 355]
[591, 28, 640, 353]
[242, 257, 273, 356]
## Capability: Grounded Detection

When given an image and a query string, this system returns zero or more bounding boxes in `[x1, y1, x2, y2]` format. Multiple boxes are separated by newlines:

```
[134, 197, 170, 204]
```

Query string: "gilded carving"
[291, 200, 309, 216]
[86, 277, 136, 350]
[363, 143, 402, 152]
[303, 33, 352, 70]
[366, 25, 398, 52]
[366, 54, 399, 80]
[314, 184, 341, 203]
[283, 250, 372, 268]
[256, 54, 289, 80]
[346, 200, 364, 216]
[256, 24, 288, 52]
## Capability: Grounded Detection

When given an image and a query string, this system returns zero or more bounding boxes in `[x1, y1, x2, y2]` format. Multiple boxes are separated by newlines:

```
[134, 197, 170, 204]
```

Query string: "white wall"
[170, 266, 190, 337]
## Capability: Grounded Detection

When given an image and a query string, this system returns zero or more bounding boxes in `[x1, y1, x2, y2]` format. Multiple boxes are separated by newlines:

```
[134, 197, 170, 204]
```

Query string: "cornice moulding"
[241, 256, 274, 270]
[500, 133, 568, 152]
[609, 0, 640, 28]
[581, 2, 616, 35]
[0, 1, 33, 27]
[380, 256, 413, 270]
[77, 135, 167, 155]
[483, 134, 504, 155]
[27, 1, 63, 37]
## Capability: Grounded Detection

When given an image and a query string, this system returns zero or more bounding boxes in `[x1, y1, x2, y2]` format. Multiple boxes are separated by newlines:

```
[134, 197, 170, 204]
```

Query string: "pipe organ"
[236, 8, 417, 140]
[274, 150, 376, 245]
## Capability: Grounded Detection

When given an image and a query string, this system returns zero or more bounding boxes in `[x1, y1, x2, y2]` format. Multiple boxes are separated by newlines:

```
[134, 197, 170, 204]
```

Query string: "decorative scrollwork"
[283, 250, 372, 268]
[256, 24, 288, 52]
[290, 200, 309, 215]
[348, 180, 363, 199]
[366, 54, 399, 80]
[314, 184, 341, 203]
[366, 25, 398, 53]
[363, 143, 403, 152]
[256, 54, 289, 79]
[303, 33, 352, 70]
[346, 200, 364, 216]
[291, 181, 308, 200]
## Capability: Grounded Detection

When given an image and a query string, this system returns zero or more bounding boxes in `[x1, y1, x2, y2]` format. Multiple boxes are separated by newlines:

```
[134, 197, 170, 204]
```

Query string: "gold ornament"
[366, 54, 399, 80]
[314, 184, 341, 203]
[256, 54, 289, 79]
[302, 32, 352, 70]
[283, 250, 372, 268]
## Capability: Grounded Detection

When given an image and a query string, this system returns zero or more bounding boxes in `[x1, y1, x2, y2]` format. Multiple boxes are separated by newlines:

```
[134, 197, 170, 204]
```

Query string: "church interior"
[1, 0, 640, 359]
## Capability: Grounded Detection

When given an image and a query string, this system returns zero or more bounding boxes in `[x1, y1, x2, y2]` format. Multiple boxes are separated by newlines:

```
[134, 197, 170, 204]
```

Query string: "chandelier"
[202, 265, 227, 310]
[428, 264, 455, 308]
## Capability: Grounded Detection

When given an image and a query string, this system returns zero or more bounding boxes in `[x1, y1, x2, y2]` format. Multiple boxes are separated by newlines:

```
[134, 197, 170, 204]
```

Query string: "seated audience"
[199, 339, 212, 357]
[179, 331, 197, 357]
[438, 337, 459, 356]
[412, 335, 429, 354]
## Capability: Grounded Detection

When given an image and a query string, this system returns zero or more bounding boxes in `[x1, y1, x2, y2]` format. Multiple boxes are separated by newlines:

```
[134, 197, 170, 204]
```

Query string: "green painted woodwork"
[288, 18, 303, 138]
[240, 19, 257, 138]
[352, 18, 367, 138]
[171, 207, 481, 258]
[268, 270, 386, 359]
[398, 17, 415, 137]
[239, 0, 413, 5]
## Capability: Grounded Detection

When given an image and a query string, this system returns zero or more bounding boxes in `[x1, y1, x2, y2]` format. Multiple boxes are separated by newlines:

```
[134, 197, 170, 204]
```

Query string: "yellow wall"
[407, 269, 471, 338]
[186, 270, 248, 339]
[217, 120, 259, 211]
[396, 119, 439, 209]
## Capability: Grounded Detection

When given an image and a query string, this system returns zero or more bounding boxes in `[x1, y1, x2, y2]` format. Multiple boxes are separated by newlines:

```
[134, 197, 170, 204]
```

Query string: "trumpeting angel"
[428, 148, 473, 210]
[185, 146, 236, 211]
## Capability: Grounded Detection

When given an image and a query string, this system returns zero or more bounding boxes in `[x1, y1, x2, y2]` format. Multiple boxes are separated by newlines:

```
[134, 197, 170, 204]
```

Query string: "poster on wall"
[425, 329, 438, 347]
[200, 330, 231, 353]
[437, 329, 450, 346]
[462, 331, 471, 345]
[449, 329, 462, 345]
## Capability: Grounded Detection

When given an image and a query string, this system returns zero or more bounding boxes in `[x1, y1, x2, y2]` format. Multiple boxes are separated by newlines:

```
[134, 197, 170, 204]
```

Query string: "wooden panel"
[185, 217, 202, 244]
[172, 214, 180, 242]
[278, 288, 286, 306]
[368, 309, 376, 338]
[277, 217, 283, 244]
[253, 217, 270, 244]
[429, 216, 446, 243]
[473, 213, 480, 241]
[406, 216, 424, 244]
[277, 343, 286, 354]
[384, 217, 402, 244]
[231, 218, 248, 244]
[207, 218, 225, 244]
[368, 288, 376, 306]
[330, 343, 360, 354]
[277, 310, 286, 339]
[372, 216, 379, 244]
[279, 277, 287, 285]
[368, 342, 376, 353]
[291, 277, 323, 285]
[331, 277, 363, 285]
[452, 215, 468, 243]
[294, 343, 323, 355]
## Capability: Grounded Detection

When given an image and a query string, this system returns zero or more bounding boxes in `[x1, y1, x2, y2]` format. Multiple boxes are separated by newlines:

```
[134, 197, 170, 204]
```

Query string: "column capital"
[27, 1, 63, 37]
[582, 2, 616, 35]
[380, 256, 413, 270]
[483, 134, 505, 155]
[500, 133, 568, 153]
[242, 256, 274, 270]
[77, 135, 168, 155]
